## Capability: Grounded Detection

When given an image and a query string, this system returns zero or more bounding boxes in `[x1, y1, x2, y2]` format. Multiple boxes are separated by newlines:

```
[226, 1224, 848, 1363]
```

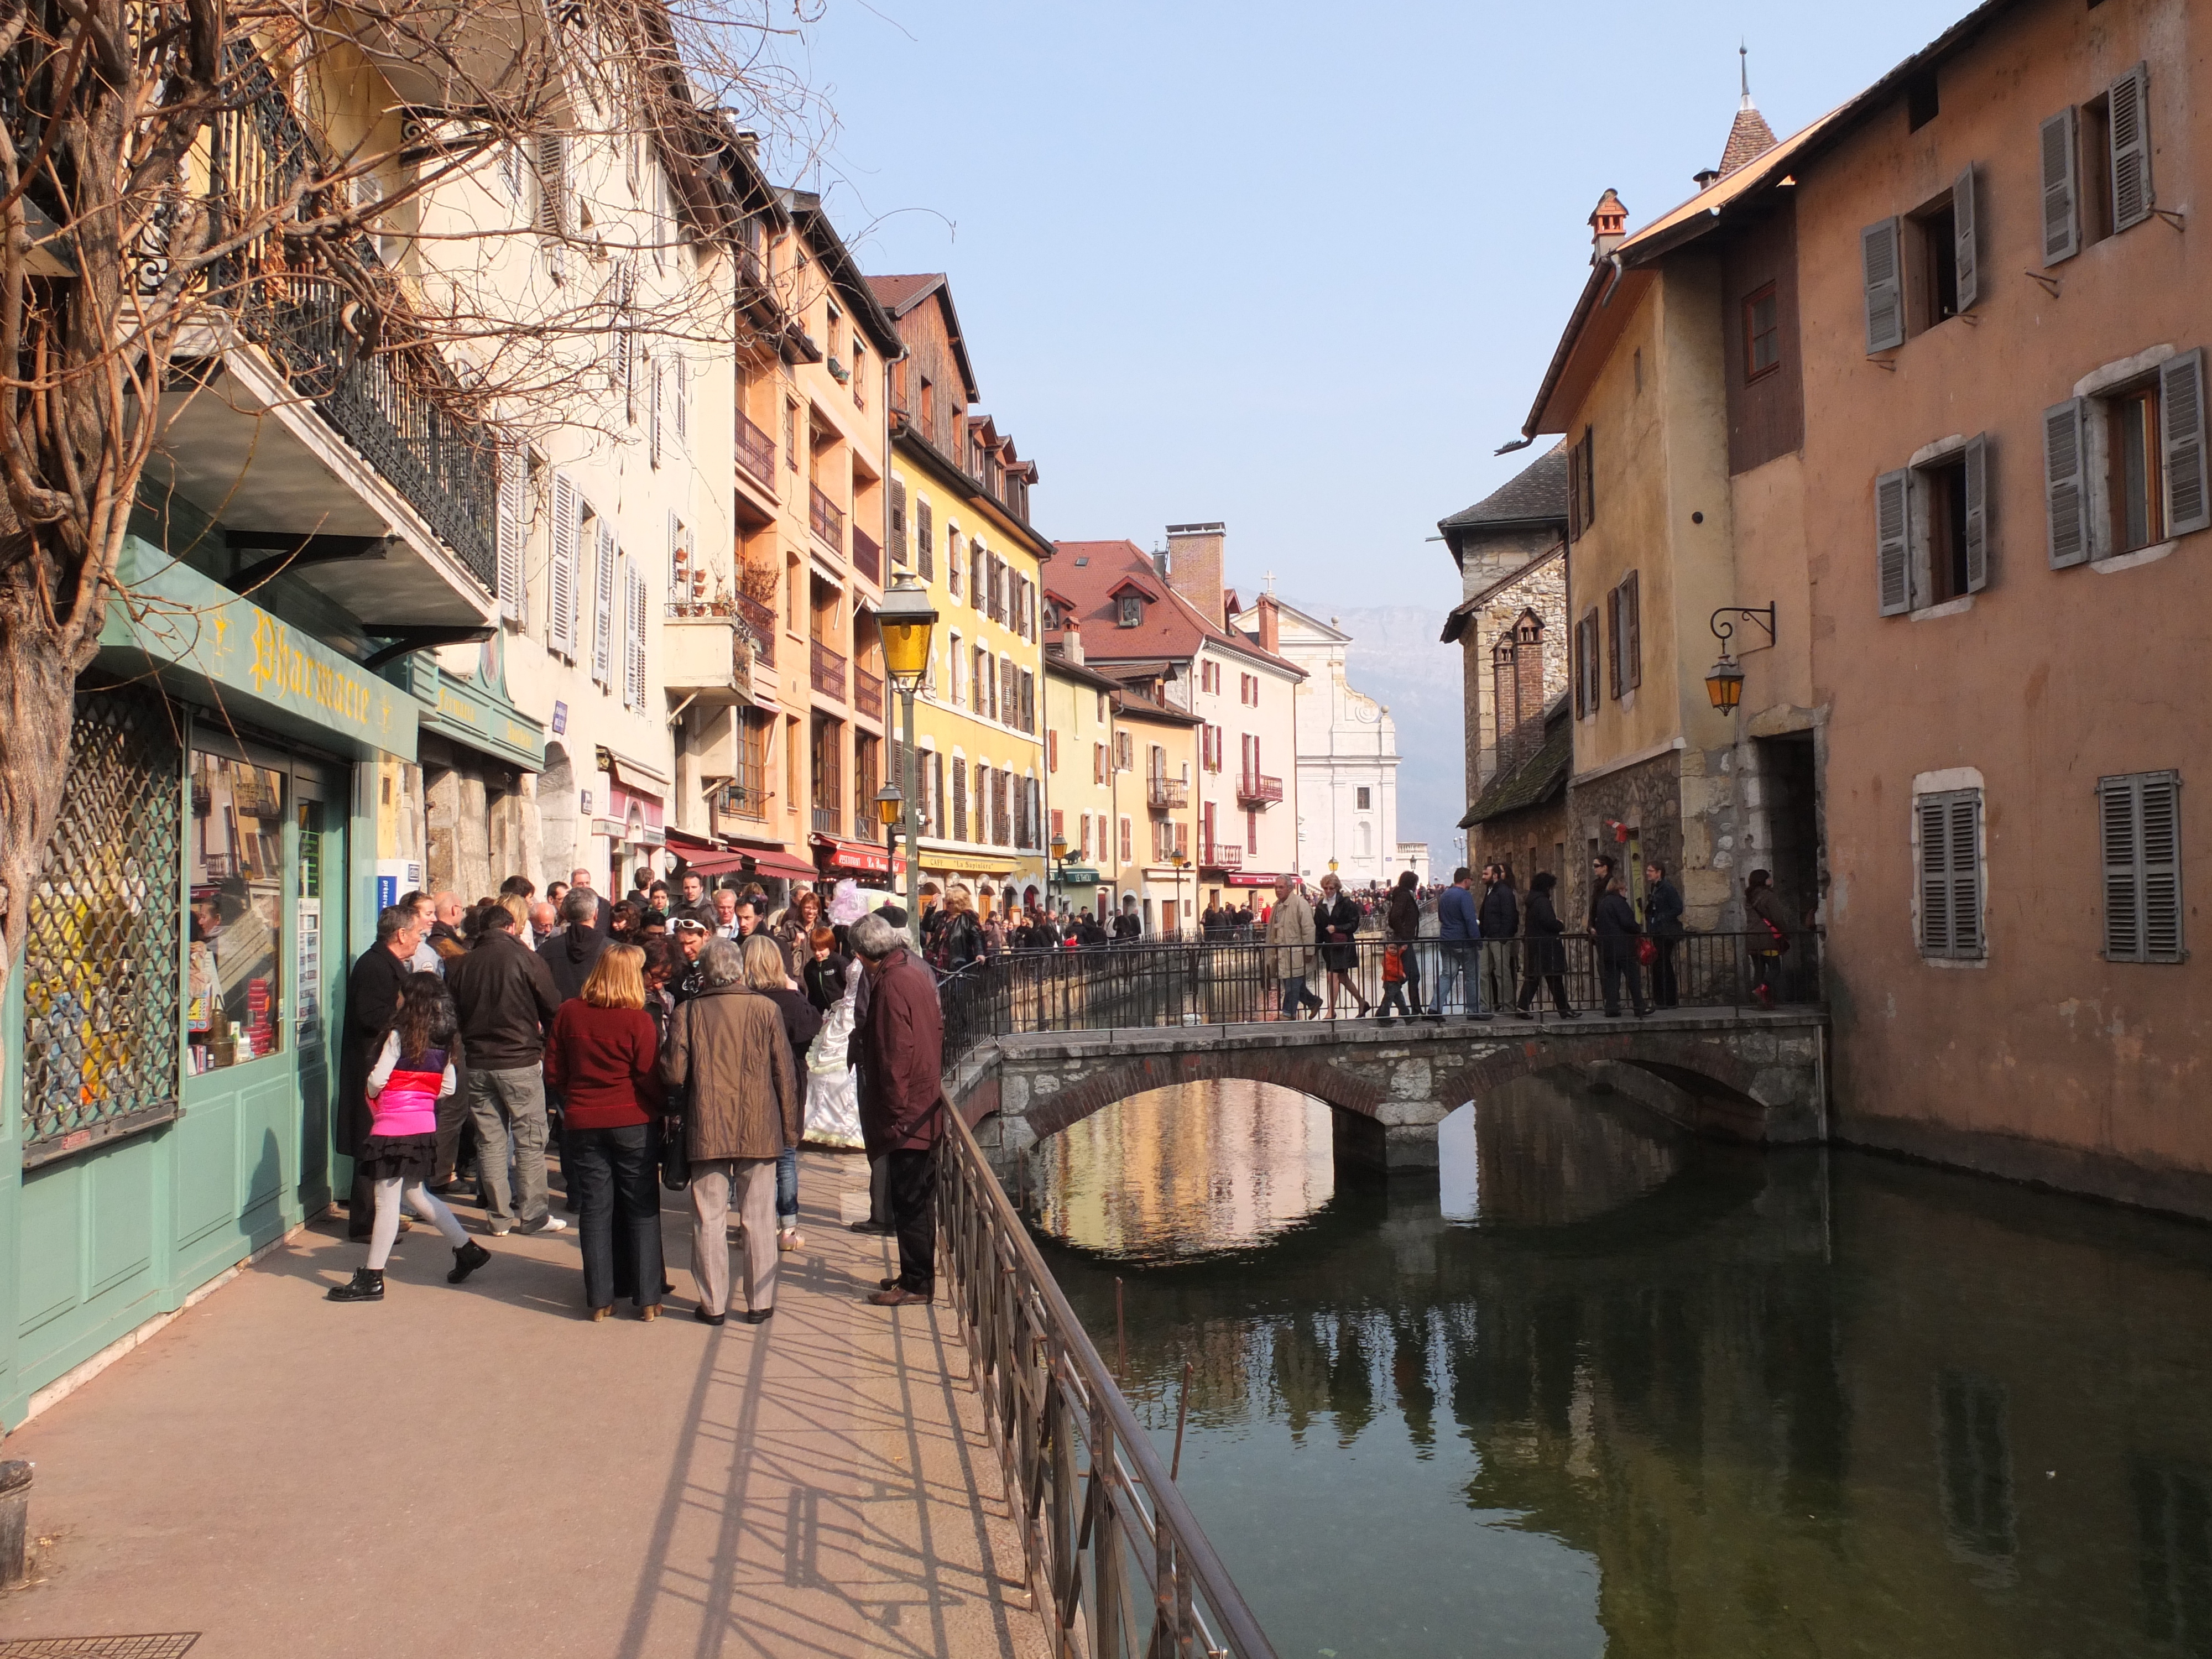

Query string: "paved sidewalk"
[0, 1151, 1046, 1658]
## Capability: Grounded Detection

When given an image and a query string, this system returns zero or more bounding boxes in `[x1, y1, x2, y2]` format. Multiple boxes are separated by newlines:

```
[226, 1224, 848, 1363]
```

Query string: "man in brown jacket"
[661, 936, 797, 1325]
[851, 912, 946, 1307]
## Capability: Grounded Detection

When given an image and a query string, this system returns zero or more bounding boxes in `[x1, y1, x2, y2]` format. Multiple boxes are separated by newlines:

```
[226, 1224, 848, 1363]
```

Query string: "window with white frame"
[2045, 349, 2209, 567]
[1876, 435, 1990, 614]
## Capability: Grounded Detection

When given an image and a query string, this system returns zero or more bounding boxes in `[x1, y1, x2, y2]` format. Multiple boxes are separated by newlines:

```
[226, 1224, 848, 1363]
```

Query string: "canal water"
[1024, 1074, 2212, 1659]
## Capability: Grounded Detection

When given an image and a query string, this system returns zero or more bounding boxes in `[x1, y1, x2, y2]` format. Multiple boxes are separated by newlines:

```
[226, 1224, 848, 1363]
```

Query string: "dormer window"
[1118, 594, 1142, 627]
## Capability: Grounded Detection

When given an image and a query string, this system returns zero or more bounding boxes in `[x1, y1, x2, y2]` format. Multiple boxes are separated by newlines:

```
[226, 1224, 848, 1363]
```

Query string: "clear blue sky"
[767, 1, 1965, 617]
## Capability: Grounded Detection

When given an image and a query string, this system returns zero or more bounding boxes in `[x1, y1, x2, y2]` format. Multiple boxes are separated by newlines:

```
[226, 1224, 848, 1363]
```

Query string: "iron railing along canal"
[936, 1098, 1279, 1659]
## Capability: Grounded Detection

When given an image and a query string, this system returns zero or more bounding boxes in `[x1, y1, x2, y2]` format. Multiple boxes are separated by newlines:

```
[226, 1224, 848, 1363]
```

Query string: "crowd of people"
[330, 869, 948, 1319]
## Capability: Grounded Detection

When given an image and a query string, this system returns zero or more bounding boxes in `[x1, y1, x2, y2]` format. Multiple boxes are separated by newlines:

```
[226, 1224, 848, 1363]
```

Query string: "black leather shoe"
[327, 1267, 384, 1303]
[447, 1240, 491, 1284]
[738, 1308, 774, 1325]
[693, 1305, 726, 1326]
[848, 1219, 894, 1235]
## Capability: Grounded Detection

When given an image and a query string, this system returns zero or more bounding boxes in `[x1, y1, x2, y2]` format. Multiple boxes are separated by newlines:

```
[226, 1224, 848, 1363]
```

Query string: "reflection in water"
[1029, 1072, 2212, 1659]
[1029, 1078, 1334, 1263]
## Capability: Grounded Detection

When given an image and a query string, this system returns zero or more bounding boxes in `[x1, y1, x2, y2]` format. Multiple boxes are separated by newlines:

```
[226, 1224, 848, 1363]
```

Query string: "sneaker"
[519, 1214, 568, 1235]
[447, 1240, 492, 1284]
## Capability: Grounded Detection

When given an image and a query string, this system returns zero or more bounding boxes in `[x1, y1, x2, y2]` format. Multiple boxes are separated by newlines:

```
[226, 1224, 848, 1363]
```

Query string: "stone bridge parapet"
[949, 1009, 1828, 1173]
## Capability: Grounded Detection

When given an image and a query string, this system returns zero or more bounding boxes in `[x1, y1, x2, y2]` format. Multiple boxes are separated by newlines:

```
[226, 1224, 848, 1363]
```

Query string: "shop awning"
[597, 747, 670, 795]
[745, 848, 821, 881]
[1224, 871, 1287, 887]
[811, 834, 906, 877]
[1055, 865, 1103, 885]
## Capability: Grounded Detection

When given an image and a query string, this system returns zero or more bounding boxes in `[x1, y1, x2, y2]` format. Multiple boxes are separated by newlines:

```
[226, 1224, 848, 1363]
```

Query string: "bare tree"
[0, 0, 828, 986]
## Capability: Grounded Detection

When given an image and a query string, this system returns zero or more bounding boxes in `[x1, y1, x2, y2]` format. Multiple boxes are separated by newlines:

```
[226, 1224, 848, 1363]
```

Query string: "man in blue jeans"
[1430, 866, 1491, 1022]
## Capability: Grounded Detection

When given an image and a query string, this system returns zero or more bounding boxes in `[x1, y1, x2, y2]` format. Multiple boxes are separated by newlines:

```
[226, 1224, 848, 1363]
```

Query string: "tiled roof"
[1462, 698, 1572, 828]
[1048, 540, 1306, 679]
[1441, 444, 1571, 531]
[1719, 102, 1780, 178]
[865, 273, 943, 316]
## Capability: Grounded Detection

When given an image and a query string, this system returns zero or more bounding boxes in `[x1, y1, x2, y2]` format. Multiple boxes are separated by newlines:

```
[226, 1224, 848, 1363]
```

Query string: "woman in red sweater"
[545, 943, 665, 1320]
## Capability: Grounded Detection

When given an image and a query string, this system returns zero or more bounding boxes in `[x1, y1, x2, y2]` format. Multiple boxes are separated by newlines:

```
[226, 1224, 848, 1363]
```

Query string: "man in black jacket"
[539, 885, 607, 1003]
[1642, 862, 1685, 1008]
[447, 905, 566, 1235]
[339, 905, 422, 1239]
[1477, 864, 1520, 1016]
[1593, 877, 1650, 1018]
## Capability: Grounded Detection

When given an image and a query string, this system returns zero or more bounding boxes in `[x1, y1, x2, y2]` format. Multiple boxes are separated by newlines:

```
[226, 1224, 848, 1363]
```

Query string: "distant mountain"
[1287, 599, 1467, 869]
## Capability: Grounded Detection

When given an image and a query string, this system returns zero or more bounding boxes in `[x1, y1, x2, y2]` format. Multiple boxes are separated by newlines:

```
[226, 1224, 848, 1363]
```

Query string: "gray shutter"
[2043, 399, 2090, 568]
[548, 471, 577, 656]
[1862, 217, 1904, 352]
[673, 353, 687, 442]
[2102, 775, 2143, 961]
[627, 563, 648, 709]
[2039, 108, 2079, 265]
[534, 133, 566, 234]
[497, 441, 528, 623]
[592, 520, 615, 685]
[1963, 434, 1990, 593]
[1947, 794, 1982, 956]
[1876, 467, 1912, 614]
[1919, 795, 1954, 954]
[2160, 348, 2209, 536]
[648, 355, 662, 469]
[1953, 163, 1979, 312]
[2142, 771, 2183, 962]
[2109, 62, 2152, 233]
[890, 478, 907, 565]
[916, 496, 933, 580]
[1605, 585, 1622, 697]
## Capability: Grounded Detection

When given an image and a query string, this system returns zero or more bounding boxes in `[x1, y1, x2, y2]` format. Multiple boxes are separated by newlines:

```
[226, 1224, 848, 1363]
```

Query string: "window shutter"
[1919, 796, 1954, 955]
[2159, 348, 2210, 536]
[628, 563, 648, 709]
[548, 471, 578, 656]
[497, 441, 528, 623]
[2043, 398, 2090, 568]
[2142, 771, 2183, 962]
[592, 521, 616, 685]
[534, 132, 567, 235]
[1605, 586, 1622, 698]
[1953, 164, 1980, 312]
[1861, 217, 1904, 352]
[917, 498, 934, 580]
[671, 354, 687, 443]
[2039, 108, 2080, 265]
[2109, 62, 2153, 233]
[1947, 794, 1982, 956]
[648, 356, 662, 469]
[1624, 572, 1641, 687]
[1963, 434, 1990, 593]
[1875, 468, 1912, 614]
[2102, 775, 2143, 961]
[890, 478, 908, 565]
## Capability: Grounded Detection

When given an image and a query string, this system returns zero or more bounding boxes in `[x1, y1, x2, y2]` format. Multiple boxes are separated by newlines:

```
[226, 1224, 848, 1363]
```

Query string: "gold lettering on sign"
[245, 610, 393, 734]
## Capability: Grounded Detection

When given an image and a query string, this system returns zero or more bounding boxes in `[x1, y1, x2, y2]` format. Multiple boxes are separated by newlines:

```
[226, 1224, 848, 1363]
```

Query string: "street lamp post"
[876, 573, 939, 947]
[1170, 848, 1190, 942]
[1049, 831, 1068, 914]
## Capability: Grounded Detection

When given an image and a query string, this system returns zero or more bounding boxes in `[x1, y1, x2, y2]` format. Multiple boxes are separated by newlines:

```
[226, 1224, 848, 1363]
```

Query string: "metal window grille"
[24, 688, 183, 1165]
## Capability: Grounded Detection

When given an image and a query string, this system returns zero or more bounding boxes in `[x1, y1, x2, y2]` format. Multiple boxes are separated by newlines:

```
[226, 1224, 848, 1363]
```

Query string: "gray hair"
[698, 935, 746, 987]
[562, 885, 599, 926]
[739, 932, 786, 990]
[848, 912, 900, 961]
[375, 904, 414, 944]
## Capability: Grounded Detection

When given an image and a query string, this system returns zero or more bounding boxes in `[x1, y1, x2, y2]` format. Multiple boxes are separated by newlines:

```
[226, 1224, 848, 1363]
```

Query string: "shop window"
[189, 751, 287, 1070]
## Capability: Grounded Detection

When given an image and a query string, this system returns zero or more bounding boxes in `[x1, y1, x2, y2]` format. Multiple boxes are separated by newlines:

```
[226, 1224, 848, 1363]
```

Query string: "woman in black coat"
[1314, 873, 1371, 1018]
[1514, 873, 1577, 1018]
[1592, 879, 1650, 1017]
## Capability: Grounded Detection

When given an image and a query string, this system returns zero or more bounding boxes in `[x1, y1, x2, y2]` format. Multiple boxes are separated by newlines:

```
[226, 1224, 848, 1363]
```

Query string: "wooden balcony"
[1236, 773, 1284, 807]
[810, 637, 847, 701]
[809, 483, 844, 554]
[852, 525, 881, 585]
[736, 411, 776, 492]
[1147, 774, 1188, 812]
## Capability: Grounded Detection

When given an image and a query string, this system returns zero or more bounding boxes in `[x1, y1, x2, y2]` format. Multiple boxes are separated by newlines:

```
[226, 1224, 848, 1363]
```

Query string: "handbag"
[659, 1114, 691, 1191]
[1636, 936, 1658, 967]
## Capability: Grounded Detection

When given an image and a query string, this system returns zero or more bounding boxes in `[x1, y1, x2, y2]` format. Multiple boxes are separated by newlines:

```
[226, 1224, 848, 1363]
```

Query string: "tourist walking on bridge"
[851, 913, 947, 1307]
[1478, 865, 1520, 1014]
[1745, 869, 1794, 1008]
[1430, 867, 1490, 1021]
[1266, 876, 1317, 1020]
[1594, 878, 1651, 1018]
[1514, 873, 1577, 1018]
[1379, 870, 1423, 1021]
[1315, 873, 1371, 1019]
[1643, 863, 1684, 1008]
[661, 937, 797, 1326]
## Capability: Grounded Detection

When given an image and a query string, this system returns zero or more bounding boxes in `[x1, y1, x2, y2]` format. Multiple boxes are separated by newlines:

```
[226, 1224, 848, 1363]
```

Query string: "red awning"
[810, 834, 907, 877]
[1224, 872, 1286, 887]
[669, 847, 751, 876]
[745, 849, 821, 882]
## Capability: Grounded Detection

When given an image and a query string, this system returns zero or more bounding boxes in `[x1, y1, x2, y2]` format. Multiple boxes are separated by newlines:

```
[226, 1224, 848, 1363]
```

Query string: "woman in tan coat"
[660, 936, 797, 1326]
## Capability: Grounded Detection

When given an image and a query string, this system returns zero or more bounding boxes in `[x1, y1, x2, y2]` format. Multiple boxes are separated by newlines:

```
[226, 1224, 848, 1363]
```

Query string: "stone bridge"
[947, 1010, 1828, 1175]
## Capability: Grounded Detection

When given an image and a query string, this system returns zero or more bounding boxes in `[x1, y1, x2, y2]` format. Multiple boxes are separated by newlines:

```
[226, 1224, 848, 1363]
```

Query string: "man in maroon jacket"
[851, 912, 945, 1306]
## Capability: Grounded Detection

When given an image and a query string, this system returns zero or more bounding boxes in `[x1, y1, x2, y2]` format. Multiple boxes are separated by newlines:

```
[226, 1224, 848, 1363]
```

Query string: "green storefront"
[1, 542, 413, 1427]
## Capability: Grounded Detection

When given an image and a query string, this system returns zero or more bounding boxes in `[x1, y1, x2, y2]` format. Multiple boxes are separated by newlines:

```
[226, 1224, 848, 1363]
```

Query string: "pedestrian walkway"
[0, 1151, 1046, 1659]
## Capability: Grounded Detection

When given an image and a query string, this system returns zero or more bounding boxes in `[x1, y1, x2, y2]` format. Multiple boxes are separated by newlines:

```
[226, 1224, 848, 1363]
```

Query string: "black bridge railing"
[937, 1097, 1280, 1659]
[941, 930, 1822, 1052]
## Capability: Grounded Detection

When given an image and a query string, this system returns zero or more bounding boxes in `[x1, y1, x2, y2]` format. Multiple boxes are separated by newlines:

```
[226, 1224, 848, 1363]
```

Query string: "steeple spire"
[1740, 41, 1752, 108]
[1716, 42, 1778, 180]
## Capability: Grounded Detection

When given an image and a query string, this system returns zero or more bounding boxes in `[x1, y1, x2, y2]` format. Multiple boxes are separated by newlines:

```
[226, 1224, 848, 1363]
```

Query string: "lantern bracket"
[1709, 604, 1776, 654]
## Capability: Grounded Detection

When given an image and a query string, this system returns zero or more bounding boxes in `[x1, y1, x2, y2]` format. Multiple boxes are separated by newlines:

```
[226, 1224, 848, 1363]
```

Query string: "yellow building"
[868, 274, 1051, 912]
[1042, 634, 1125, 919]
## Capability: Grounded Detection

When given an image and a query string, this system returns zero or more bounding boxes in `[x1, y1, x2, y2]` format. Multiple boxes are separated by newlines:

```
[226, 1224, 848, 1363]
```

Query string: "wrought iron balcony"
[809, 483, 845, 553]
[736, 411, 776, 491]
[852, 525, 881, 585]
[735, 593, 777, 669]
[810, 637, 847, 701]
[1148, 774, 1188, 812]
[812, 805, 841, 834]
[1237, 773, 1284, 807]
[853, 665, 884, 721]
[1199, 841, 1244, 870]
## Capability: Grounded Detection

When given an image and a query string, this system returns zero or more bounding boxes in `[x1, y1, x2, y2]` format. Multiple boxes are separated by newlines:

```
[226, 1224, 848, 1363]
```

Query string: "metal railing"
[810, 482, 845, 552]
[736, 411, 776, 489]
[853, 525, 883, 584]
[1147, 774, 1187, 811]
[1234, 774, 1282, 807]
[853, 665, 884, 720]
[938, 929, 1823, 1039]
[1198, 841, 1243, 870]
[812, 804, 841, 834]
[937, 1100, 1280, 1659]
[737, 593, 777, 669]
[810, 637, 847, 700]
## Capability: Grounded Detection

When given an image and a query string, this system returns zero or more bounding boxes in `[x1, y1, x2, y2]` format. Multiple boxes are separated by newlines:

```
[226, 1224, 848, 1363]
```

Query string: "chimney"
[1511, 612, 1547, 768]
[1063, 619, 1084, 665]
[1589, 189, 1628, 264]
[1256, 594, 1280, 656]
[1164, 523, 1225, 625]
